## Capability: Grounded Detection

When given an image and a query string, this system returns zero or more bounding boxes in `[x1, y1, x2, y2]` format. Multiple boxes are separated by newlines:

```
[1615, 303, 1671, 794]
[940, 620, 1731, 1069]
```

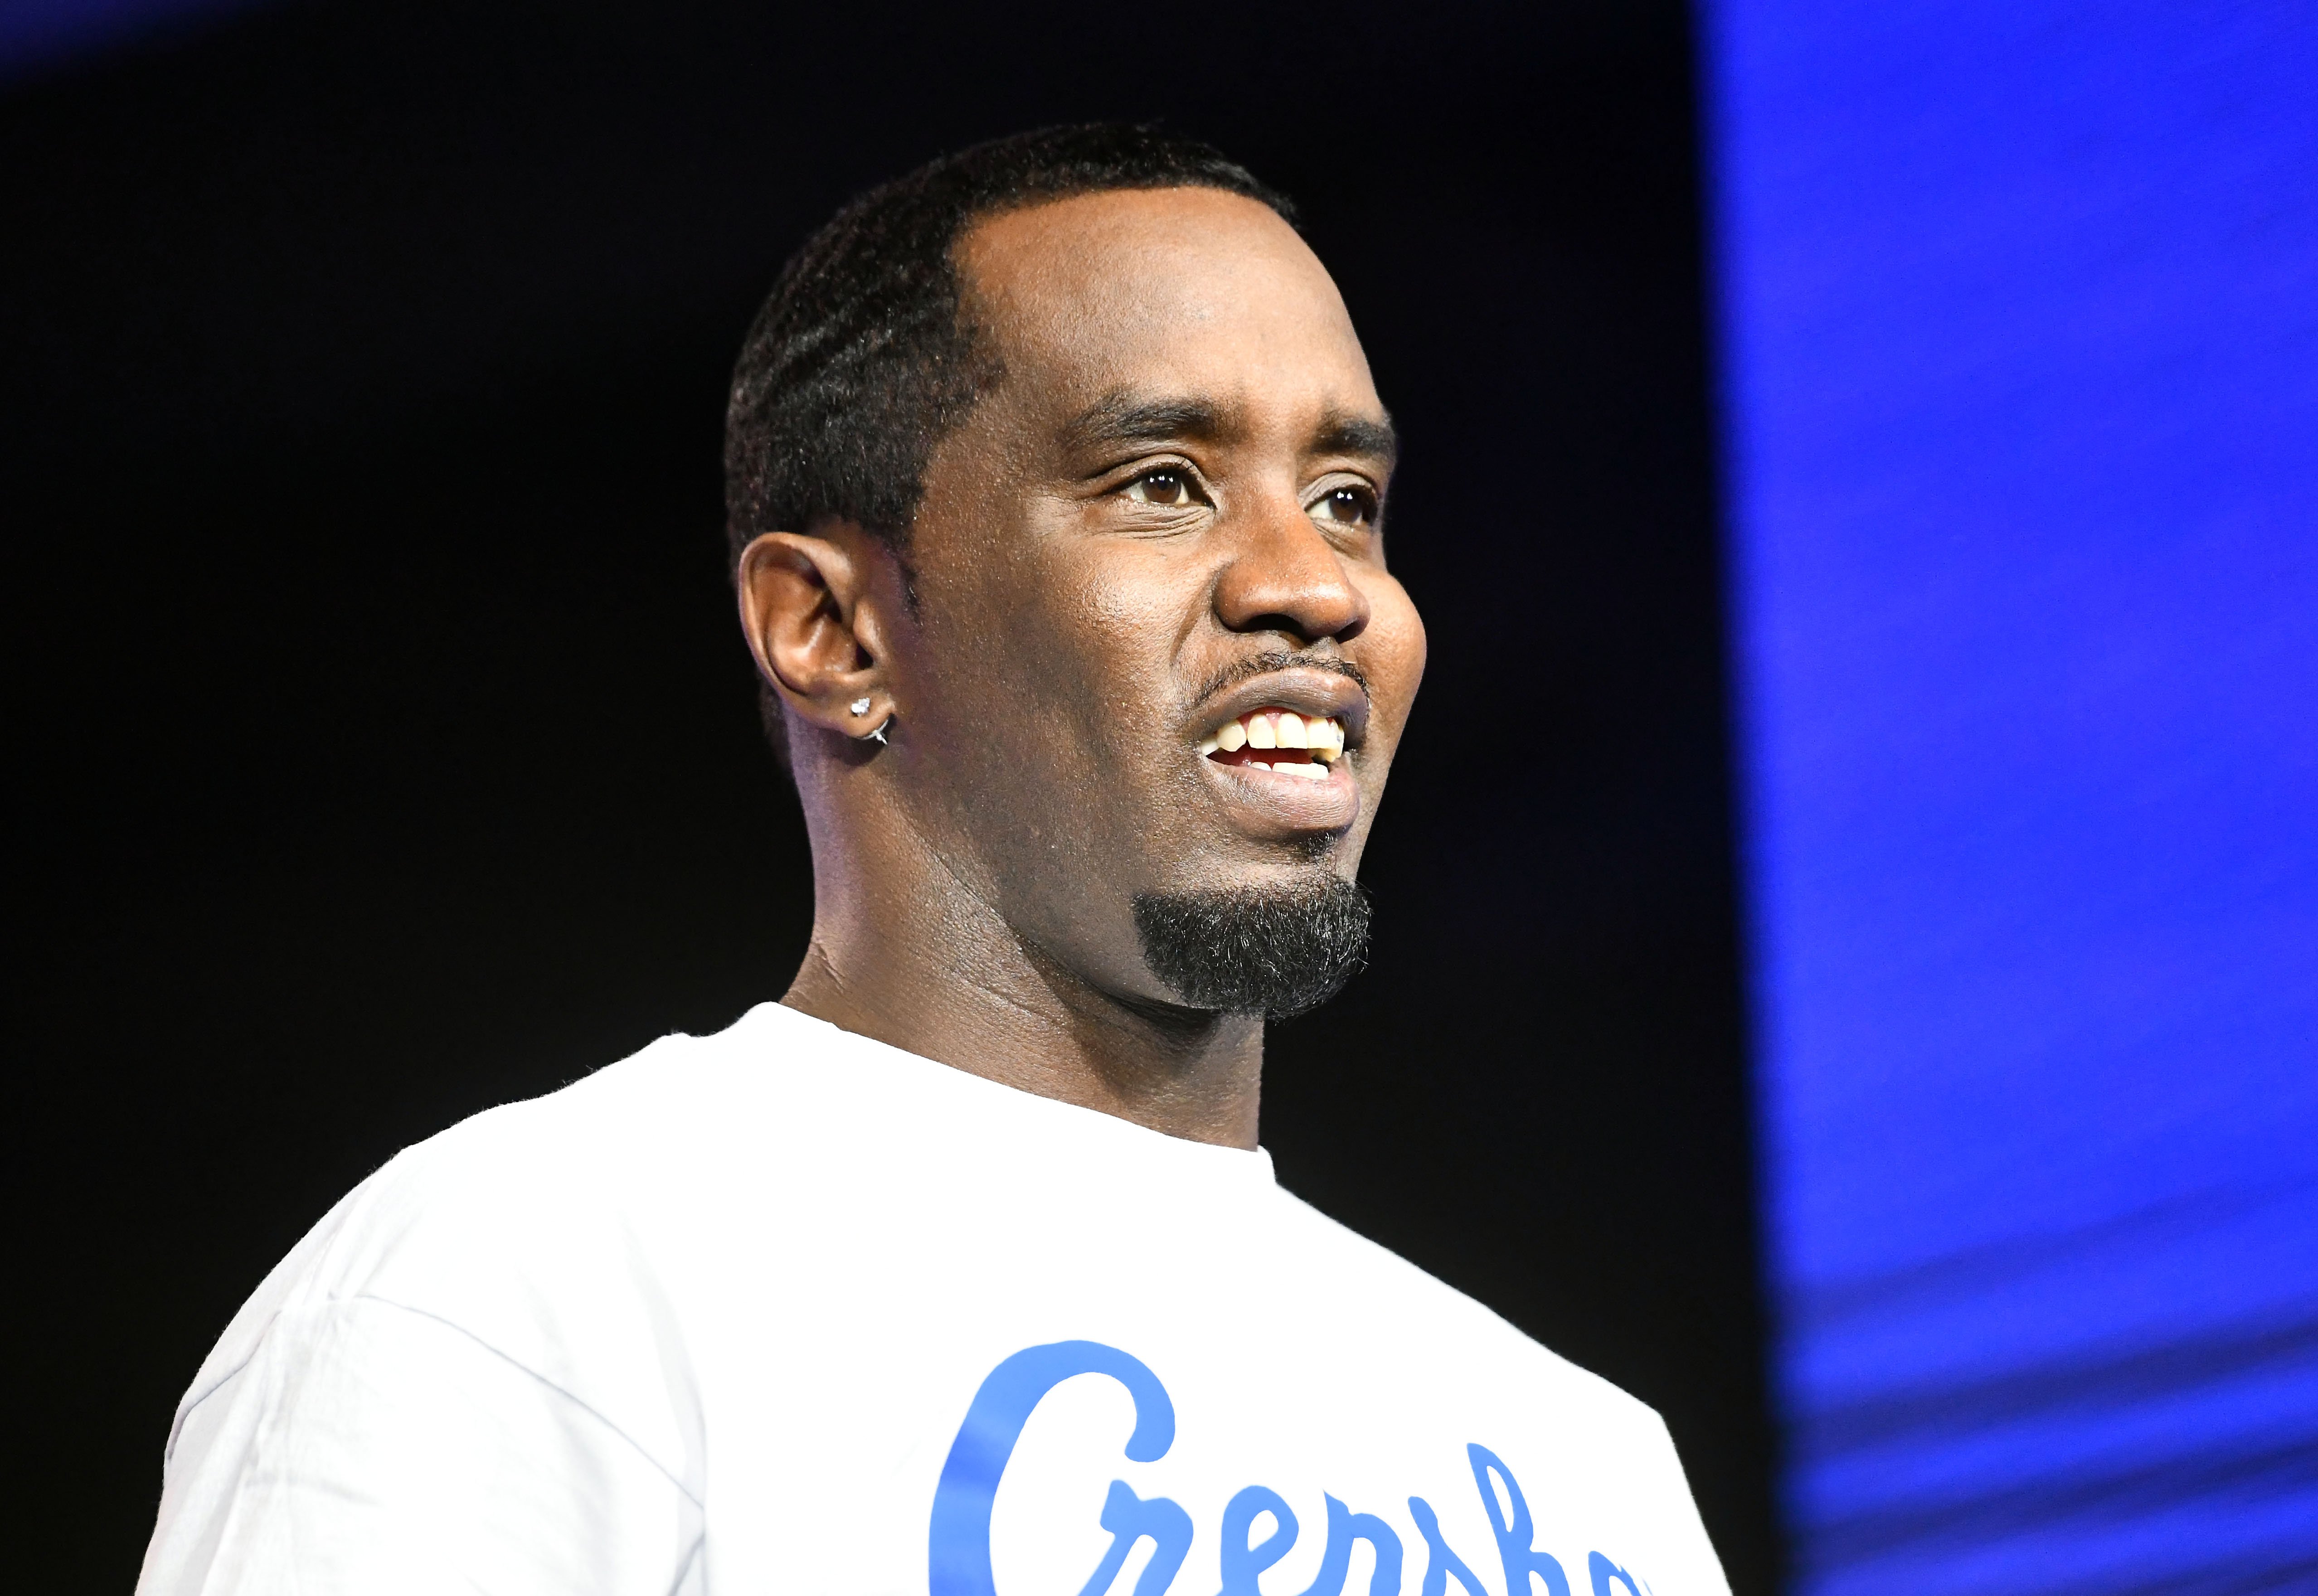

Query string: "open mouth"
[1198, 708, 1347, 783]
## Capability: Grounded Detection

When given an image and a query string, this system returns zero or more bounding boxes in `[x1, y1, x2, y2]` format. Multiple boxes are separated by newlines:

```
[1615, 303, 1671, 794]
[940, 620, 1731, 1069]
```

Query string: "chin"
[1131, 875, 1374, 1020]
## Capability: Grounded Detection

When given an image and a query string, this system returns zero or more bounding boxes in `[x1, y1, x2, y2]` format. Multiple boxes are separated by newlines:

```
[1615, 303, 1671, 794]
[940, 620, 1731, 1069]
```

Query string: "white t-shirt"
[139, 1002, 1730, 1596]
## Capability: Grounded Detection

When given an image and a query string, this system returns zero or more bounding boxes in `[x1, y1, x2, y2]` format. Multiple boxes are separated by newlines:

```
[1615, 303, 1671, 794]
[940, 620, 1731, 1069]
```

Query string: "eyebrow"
[1062, 391, 1400, 471]
[1314, 409, 1399, 471]
[1061, 393, 1229, 456]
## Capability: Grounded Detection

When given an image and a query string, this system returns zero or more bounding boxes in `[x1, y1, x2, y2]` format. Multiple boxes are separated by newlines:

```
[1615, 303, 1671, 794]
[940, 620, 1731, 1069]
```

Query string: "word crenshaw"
[928, 1341, 1650, 1596]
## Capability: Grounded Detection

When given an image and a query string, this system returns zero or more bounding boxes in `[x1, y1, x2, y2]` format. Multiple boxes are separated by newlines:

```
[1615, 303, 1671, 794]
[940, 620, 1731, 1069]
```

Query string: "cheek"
[1061, 548, 1210, 702]
[933, 549, 1183, 777]
[1360, 573, 1429, 732]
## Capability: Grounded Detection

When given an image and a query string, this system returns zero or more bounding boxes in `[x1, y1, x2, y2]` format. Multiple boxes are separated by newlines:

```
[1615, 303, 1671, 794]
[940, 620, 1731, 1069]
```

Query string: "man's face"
[885, 186, 1426, 1009]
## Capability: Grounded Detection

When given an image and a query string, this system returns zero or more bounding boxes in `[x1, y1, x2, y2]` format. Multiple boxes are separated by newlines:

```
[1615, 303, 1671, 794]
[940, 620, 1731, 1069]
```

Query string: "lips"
[1198, 708, 1346, 783]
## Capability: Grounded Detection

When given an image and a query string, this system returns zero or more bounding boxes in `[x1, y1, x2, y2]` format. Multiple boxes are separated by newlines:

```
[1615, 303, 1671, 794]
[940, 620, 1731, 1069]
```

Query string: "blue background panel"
[1703, 1, 2318, 1591]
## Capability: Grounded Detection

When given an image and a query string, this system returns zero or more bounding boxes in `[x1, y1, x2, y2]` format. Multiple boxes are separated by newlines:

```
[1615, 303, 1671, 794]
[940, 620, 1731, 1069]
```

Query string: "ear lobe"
[736, 528, 889, 737]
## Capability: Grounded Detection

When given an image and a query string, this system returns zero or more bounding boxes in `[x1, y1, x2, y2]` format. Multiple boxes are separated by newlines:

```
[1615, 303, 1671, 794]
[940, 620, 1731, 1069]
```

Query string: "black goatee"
[1132, 879, 1372, 1018]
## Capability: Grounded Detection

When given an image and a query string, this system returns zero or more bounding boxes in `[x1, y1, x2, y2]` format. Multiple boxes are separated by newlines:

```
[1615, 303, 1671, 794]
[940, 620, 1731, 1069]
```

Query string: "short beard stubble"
[1131, 878, 1372, 1019]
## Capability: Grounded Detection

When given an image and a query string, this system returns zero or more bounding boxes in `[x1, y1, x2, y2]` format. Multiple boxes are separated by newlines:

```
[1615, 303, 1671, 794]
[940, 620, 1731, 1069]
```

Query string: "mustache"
[1190, 649, 1370, 708]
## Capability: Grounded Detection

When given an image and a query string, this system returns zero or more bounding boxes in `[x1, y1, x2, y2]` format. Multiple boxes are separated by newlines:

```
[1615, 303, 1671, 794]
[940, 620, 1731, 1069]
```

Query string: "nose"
[1212, 495, 1371, 646]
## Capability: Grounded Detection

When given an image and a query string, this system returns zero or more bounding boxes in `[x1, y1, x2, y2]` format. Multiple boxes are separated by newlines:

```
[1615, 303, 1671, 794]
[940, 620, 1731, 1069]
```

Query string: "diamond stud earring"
[847, 696, 892, 746]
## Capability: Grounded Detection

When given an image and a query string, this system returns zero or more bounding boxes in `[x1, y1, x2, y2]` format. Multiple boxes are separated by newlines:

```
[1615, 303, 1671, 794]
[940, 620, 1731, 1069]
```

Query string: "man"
[139, 125, 1729, 1596]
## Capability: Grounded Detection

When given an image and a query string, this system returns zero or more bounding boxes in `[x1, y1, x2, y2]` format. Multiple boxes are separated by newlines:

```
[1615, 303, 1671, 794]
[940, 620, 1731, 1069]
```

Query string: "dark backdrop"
[2, 2, 1774, 1589]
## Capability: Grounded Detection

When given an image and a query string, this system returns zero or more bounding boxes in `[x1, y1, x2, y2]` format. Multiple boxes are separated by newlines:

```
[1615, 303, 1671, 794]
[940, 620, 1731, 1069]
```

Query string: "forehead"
[954, 187, 1379, 425]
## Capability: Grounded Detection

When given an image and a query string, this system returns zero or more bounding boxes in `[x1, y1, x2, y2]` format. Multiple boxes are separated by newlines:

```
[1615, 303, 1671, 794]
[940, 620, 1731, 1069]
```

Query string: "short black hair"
[723, 124, 1296, 569]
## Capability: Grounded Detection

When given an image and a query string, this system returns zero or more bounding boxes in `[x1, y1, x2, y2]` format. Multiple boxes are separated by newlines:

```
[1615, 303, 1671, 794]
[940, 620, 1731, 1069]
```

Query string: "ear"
[735, 524, 898, 742]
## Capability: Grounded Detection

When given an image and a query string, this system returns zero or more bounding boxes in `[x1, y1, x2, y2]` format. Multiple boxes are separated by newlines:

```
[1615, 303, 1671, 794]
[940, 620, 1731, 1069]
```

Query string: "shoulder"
[169, 1004, 817, 1452]
[1258, 1189, 1722, 1584]
[360, 997, 849, 1203]
[311, 1003, 800, 1259]
[1264, 1182, 1675, 1436]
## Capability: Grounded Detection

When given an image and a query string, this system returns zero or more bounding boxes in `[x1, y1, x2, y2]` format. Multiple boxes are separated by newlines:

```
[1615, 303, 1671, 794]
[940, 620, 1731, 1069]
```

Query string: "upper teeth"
[1199, 709, 1347, 764]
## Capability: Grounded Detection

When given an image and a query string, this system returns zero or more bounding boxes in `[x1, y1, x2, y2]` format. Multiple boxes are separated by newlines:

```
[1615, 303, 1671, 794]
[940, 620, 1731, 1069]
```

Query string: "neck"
[780, 793, 1267, 1151]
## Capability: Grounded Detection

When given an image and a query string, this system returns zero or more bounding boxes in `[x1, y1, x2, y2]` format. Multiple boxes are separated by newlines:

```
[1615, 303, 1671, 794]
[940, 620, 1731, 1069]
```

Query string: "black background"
[3, 1, 1775, 1589]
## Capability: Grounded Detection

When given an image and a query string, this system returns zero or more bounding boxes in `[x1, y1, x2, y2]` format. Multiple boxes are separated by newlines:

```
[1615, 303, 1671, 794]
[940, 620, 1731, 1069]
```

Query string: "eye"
[1120, 467, 1205, 508]
[1307, 484, 1379, 529]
